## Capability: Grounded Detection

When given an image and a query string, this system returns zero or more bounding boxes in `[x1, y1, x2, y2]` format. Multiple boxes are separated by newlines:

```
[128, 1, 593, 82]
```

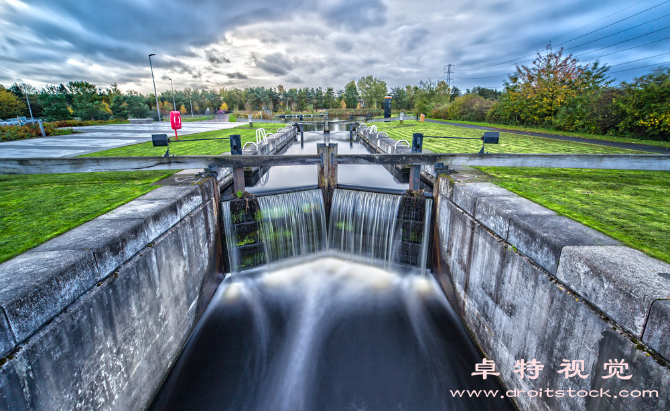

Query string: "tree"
[390, 86, 410, 110]
[9, 83, 43, 118]
[110, 95, 129, 119]
[501, 48, 611, 126]
[343, 81, 359, 109]
[68, 81, 110, 120]
[180, 103, 188, 115]
[0, 85, 26, 118]
[468, 87, 502, 100]
[219, 102, 228, 112]
[324, 87, 335, 109]
[37, 85, 72, 121]
[616, 68, 670, 138]
[356, 75, 387, 109]
[450, 86, 461, 101]
[125, 91, 151, 118]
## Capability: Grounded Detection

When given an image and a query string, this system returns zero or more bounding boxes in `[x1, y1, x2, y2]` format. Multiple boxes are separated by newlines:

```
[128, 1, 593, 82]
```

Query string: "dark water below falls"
[149, 258, 516, 411]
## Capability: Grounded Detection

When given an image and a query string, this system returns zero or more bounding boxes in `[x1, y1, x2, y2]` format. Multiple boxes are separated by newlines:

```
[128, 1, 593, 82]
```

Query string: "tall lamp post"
[148, 54, 161, 122]
[169, 78, 176, 113]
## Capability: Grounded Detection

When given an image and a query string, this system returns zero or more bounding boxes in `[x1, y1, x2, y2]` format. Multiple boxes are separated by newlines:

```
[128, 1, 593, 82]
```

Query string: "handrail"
[243, 142, 258, 149]
[3, 154, 668, 174]
[394, 140, 410, 149]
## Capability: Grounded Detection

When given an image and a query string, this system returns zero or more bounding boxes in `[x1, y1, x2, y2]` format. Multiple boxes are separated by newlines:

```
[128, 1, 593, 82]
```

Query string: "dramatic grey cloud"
[1, 0, 668, 93]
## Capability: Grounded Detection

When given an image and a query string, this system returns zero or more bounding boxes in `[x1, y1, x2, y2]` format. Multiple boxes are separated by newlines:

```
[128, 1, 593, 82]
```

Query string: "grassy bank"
[182, 116, 212, 122]
[81, 125, 274, 157]
[373, 121, 647, 154]
[0, 171, 176, 263]
[479, 167, 670, 264]
[430, 119, 670, 149]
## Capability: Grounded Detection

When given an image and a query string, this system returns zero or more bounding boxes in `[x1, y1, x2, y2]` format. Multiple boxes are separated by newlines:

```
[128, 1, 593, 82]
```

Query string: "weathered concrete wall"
[0, 177, 223, 410]
[433, 174, 670, 411]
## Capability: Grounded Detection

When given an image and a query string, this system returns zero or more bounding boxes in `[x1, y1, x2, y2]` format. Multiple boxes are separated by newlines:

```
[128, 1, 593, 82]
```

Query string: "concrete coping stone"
[507, 214, 620, 275]
[0, 250, 97, 353]
[31, 218, 149, 280]
[475, 195, 557, 240]
[557, 246, 670, 338]
[452, 182, 516, 216]
[98, 190, 198, 242]
[643, 300, 670, 360]
[136, 185, 203, 217]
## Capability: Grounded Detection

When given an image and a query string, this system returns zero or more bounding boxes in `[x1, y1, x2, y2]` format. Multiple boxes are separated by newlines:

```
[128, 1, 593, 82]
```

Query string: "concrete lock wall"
[432, 174, 670, 411]
[0, 177, 223, 410]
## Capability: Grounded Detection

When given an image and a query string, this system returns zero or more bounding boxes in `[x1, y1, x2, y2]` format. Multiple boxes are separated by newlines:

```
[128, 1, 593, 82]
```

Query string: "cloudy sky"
[1, 0, 669, 94]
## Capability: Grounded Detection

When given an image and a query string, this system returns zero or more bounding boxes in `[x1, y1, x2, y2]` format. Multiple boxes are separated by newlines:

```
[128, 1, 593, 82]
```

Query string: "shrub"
[46, 119, 123, 128]
[0, 123, 72, 142]
[616, 68, 670, 140]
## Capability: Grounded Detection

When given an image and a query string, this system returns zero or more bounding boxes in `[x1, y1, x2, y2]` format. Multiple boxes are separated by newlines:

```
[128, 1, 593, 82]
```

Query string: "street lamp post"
[22, 84, 34, 121]
[190, 99, 194, 117]
[169, 78, 176, 113]
[148, 54, 161, 122]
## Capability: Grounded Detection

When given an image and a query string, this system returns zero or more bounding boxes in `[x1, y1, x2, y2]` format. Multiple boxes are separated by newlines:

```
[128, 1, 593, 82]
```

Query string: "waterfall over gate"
[223, 188, 431, 274]
[328, 189, 402, 269]
[257, 189, 327, 266]
[222, 190, 327, 273]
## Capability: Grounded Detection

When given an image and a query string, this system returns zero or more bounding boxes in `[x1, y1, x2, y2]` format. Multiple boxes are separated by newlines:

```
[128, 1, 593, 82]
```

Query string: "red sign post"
[170, 111, 182, 140]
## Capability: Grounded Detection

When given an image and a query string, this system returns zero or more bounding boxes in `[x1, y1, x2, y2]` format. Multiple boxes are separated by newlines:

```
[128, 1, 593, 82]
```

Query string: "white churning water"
[150, 257, 515, 411]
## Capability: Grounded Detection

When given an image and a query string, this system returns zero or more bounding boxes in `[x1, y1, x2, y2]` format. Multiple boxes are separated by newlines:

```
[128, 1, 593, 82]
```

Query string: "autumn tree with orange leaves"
[496, 48, 611, 127]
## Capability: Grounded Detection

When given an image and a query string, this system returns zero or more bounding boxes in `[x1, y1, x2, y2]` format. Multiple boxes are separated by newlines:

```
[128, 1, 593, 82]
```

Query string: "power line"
[574, 27, 670, 57]
[458, 0, 670, 71]
[584, 35, 670, 60]
[459, 51, 670, 82]
[457, 0, 653, 69]
[461, 20, 670, 73]
[560, 13, 670, 51]
[607, 51, 670, 66]
[556, 1, 670, 47]
[463, 25, 670, 75]
[610, 60, 670, 73]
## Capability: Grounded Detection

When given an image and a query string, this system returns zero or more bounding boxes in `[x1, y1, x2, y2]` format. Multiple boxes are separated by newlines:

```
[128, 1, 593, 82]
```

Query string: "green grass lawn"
[479, 167, 670, 264]
[181, 116, 211, 122]
[0, 171, 176, 264]
[373, 121, 647, 154]
[81, 125, 284, 157]
[429, 119, 670, 149]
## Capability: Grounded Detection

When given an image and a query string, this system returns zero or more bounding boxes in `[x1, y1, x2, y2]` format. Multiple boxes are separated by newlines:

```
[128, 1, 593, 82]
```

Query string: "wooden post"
[327, 143, 338, 196]
[317, 143, 328, 215]
[230, 134, 245, 192]
[409, 133, 423, 191]
[317, 143, 338, 220]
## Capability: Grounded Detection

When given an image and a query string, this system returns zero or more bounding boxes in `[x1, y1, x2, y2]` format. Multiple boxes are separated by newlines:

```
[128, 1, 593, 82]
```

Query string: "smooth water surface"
[246, 131, 408, 195]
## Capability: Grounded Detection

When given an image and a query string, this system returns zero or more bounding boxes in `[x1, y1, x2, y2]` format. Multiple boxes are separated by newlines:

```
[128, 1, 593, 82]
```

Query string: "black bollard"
[350, 114, 353, 120]
[384, 96, 391, 118]
[230, 134, 245, 192]
[300, 114, 303, 121]
[409, 133, 423, 191]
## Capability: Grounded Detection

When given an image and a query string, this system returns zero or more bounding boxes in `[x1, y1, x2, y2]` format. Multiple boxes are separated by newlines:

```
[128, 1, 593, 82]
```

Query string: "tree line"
[1, 53, 667, 139]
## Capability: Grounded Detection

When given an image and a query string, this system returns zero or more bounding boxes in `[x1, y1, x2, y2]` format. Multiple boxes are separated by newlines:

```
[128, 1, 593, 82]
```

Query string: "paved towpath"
[0, 120, 241, 158]
[426, 119, 670, 155]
